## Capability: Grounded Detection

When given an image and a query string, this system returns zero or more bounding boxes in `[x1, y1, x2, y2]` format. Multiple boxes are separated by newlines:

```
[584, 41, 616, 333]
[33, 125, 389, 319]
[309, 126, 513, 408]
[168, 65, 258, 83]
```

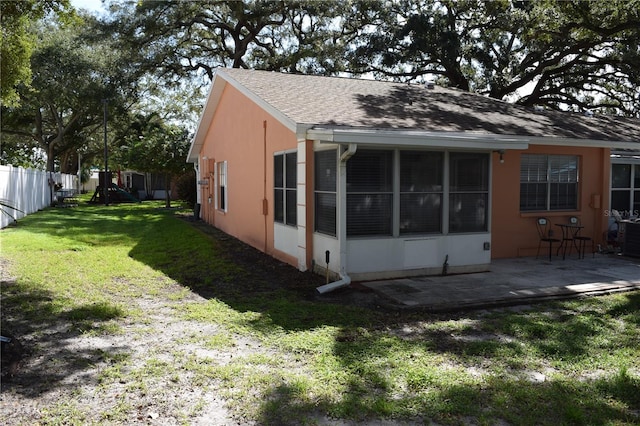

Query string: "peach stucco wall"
[199, 83, 299, 266]
[198, 82, 613, 266]
[491, 145, 610, 258]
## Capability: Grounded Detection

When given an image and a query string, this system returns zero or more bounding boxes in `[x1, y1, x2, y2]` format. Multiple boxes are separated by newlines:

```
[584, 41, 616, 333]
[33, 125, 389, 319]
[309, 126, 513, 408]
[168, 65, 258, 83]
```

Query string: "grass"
[1, 200, 639, 425]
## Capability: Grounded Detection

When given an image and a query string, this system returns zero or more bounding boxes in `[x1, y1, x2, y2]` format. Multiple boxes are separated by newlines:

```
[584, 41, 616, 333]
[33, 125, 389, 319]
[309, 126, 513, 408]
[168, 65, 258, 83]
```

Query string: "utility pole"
[103, 99, 109, 206]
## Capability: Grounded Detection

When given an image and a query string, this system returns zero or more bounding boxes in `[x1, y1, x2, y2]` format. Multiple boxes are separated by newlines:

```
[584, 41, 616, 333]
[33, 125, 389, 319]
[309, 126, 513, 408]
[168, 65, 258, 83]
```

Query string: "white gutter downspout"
[317, 144, 357, 294]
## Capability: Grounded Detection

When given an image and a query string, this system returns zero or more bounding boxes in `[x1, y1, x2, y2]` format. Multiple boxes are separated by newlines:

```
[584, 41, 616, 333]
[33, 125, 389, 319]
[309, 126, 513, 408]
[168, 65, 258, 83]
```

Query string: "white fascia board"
[187, 69, 300, 163]
[527, 137, 640, 150]
[611, 151, 640, 164]
[307, 128, 530, 150]
[187, 74, 226, 163]
[296, 124, 314, 141]
[216, 69, 298, 134]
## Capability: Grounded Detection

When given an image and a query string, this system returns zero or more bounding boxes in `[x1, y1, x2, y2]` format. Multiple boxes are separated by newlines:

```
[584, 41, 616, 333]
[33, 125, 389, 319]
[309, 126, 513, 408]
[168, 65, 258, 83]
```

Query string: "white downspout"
[339, 143, 358, 163]
[316, 144, 357, 294]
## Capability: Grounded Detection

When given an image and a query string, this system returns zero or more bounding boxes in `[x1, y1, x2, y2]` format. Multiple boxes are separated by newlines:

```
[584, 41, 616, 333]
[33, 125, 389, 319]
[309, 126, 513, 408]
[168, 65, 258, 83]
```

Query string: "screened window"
[274, 152, 297, 226]
[217, 161, 227, 211]
[636, 164, 640, 214]
[347, 150, 393, 236]
[400, 151, 443, 234]
[520, 154, 578, 211]
[611, 163, 640, 216]
[315, 150, 337, 236]
[449, 153, 489, 233]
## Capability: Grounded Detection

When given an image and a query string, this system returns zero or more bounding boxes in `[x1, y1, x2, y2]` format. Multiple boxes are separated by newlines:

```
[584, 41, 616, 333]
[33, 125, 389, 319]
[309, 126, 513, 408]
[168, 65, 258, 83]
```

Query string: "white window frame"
[520, 154, 579, 212]
[314, 149, 338, 237]
[611, 162, 640, 217]
[274, 150, 297, 227]
[216, 161, 227, 212]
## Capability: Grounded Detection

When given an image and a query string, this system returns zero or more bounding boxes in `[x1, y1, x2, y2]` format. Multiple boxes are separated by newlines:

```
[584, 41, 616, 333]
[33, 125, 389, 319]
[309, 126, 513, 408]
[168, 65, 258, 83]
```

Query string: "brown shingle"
[220, 68, 640, 143]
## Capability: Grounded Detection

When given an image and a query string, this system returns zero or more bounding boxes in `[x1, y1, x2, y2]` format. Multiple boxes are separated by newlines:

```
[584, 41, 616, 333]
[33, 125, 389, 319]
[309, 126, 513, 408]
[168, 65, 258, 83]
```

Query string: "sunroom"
[308, 128, 528, 282]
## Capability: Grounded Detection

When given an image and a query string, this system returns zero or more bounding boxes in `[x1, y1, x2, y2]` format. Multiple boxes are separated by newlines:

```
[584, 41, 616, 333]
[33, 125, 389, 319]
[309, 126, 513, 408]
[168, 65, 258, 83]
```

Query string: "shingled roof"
[220, 68, 640, 143]
[189, 68, 640, 162]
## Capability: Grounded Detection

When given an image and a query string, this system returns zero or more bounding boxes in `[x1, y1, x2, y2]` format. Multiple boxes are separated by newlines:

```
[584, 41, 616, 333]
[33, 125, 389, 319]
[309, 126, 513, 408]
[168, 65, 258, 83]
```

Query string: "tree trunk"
[165, 173, 171, 208]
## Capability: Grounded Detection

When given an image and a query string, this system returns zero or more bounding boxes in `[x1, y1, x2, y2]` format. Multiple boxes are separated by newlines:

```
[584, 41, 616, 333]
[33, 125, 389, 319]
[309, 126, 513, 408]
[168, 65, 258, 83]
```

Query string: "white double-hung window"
[611, 163, 640, 216]
[274, 152, 297, 226]
[217, 161, 227, 212]
[520, 154, 578, 211]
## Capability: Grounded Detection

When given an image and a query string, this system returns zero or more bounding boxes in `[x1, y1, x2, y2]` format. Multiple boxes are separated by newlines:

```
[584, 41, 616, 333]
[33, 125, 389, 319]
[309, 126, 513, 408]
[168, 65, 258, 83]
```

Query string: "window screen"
[347, 150, 393, 236]
[400, 151, 443, 234]
[449, 153, 489, 233]
[315, 150, 337, 236]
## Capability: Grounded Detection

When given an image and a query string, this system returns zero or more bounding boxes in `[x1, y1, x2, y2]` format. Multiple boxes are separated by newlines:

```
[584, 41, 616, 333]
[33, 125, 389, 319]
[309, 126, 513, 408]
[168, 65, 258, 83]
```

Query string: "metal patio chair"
[569, 216, 594, 259]
[536, 217, 560, 261]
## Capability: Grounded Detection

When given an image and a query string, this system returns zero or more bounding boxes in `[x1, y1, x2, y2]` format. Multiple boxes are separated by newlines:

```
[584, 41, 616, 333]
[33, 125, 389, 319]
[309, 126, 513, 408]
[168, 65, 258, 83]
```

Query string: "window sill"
[520, 210, 579, 219]
[275, 222, 298, 229]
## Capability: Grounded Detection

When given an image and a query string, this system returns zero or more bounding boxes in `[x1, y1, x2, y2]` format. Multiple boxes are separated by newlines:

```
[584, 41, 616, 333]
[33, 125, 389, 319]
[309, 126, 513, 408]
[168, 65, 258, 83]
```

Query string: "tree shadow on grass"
[252, 342, 639, 425]
[126, 212, 640, 424]
[1, 279, 129, 397]
[6, 204, 639, 424]
[606, 291, 640, 324]
[254, 372, 639, 425]
[242, 290, 640, 424]
[129, 215, 383, 331]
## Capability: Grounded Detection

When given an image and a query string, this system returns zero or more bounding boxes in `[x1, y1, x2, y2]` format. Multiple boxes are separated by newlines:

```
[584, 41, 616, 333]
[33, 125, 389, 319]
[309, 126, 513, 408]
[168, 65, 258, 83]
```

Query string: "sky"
[70, 0, 106, 14]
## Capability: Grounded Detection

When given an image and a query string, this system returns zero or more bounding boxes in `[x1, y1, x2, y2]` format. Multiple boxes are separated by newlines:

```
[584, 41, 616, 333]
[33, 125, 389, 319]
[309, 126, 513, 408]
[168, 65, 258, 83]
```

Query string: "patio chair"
[536, 217, 560, 261]
[606, 210, 625, 253]
[569, 216, 594, 259]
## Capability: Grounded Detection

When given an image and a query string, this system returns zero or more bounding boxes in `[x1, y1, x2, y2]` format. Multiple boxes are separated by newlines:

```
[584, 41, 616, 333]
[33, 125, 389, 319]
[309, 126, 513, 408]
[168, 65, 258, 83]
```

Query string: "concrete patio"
[360, 254, 640, 311]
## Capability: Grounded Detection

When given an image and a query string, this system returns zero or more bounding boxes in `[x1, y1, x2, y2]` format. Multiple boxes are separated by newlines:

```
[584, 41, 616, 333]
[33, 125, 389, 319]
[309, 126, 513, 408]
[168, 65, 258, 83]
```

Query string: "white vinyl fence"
[0, 165, 78, 229]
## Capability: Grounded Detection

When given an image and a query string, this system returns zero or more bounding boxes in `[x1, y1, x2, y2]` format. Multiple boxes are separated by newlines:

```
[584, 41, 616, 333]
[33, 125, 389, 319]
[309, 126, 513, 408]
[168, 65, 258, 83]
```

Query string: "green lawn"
[1, 201, 639, 425]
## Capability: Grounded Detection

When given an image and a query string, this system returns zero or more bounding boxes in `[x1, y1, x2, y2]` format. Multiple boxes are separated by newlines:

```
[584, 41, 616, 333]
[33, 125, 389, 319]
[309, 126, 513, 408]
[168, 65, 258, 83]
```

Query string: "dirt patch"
[1, 292, 241, 424]
[184, 217, 385, 309]
[0, 218, 385, 425]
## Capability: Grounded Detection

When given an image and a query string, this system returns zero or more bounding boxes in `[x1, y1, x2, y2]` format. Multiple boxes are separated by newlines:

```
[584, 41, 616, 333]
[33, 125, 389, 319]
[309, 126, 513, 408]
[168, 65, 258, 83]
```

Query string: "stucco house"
[187, 68, 640, 286]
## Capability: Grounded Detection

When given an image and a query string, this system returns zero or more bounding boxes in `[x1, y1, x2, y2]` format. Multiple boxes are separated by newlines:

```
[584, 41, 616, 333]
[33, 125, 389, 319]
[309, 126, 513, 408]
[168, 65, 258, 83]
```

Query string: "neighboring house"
[187, 68, 640, 283]
[119, 170, 176, 201]
[87, 169, 176, 200]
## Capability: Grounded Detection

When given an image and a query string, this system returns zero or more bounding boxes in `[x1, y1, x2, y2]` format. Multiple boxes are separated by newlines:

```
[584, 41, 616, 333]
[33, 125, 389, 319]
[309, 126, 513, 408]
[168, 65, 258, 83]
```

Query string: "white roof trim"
[187, 73, 225, 163]
[611, 150, 640, 164]
[187, 69, 299, 163]
[216, 69, 298, 133]
[308, 128, 530, 150]
[308, 127, 640, 151]
[527, 137, 640, 150]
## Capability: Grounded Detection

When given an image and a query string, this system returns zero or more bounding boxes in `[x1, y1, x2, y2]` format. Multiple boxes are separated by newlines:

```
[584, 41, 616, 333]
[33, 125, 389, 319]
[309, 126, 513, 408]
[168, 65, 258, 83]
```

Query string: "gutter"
[339, 143, 358, 162]
[316, 144, 357, 294]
